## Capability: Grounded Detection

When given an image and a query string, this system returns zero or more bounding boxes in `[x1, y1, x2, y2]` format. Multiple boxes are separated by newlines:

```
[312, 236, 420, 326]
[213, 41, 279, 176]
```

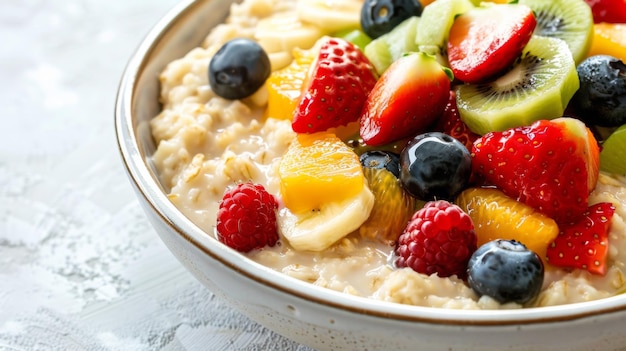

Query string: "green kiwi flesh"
[600, 124, 626, 176]
[519, 0, 594, 64]
[456, 35, 579, 136]
[364, 16, 420, 75]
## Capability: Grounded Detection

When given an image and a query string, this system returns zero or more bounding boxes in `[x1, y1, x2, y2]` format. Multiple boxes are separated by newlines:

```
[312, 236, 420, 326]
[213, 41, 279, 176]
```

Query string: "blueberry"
[571, 55, 626, 127]
[360, 150, 401, 178]
[467, 240, 544, 305]
[360, 0, 423, 39]
[399, 132, 471, 201]
[208, 38, 271, 100]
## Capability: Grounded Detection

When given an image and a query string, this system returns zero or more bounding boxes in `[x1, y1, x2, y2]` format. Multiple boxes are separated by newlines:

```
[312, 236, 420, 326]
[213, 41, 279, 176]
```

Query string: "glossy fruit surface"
[588, 23, 626, 61]
[395, 200, 477, 279]
[584, 0, 626, 23]
[471, 117, 600, 224]
[216, 183, 279, 252]
[265, 47, 315, 120]
[209, 38, 271, 99]
[360, 150, 401, 178]
[360, 0, 423, 39]
[400, 132, 472, 201]
[600, 124, 626, 176]
[447, 3, 536, 83]
[433, 91, 479, 152]
[360, 52, 452, 146]
[278, 132, 365, 214]
[456, 187, 559, 262]
[467, 240, 544, 304]
[360, 167, 415, 243]
[546, 202, 615, 275]
[571, 55, 626, 127]
[292, 37, 377, 133]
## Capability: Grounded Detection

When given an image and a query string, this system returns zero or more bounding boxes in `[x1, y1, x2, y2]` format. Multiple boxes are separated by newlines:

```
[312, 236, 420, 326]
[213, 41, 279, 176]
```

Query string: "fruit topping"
[208, 38, 271, 100]
[571, 55, 626, 127]
[546, 202, 616, 275]
[467, 239, 544, 304]
[360, 167, 415, 243]
[360, 150, 401, 178]
[216, 183, 279, 252]
[520, 0, 594, 64]
[415, 0, 474, 60]
[400, 132, 472, 201]
[433, 90, 479, 152]
[588, 23, 626, 62]
[395, 200, 477, 279]
[456, 35, 579, 135]
[471, 117, 600, 224]
[297, 0, 364, 34]
[266, 46, 315, 120]
[447, 3, 537, 83]
[583, 0, 626, 24]
[277, 132, 375, 251]
[364, 16, 420, 74]
[600, 124, 626, 176]
[334, 28, 373, 51]
[360, 0, 423, 39]
[292, 37, 378, 133]
[360, 52, 452, 146]
[456, 187, 559, 262]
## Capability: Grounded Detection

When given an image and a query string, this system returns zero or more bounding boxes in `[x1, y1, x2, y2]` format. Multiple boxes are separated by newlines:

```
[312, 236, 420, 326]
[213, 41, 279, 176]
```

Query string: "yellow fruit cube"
[588, 23, 626, 61]
[278, 132, 366, 213]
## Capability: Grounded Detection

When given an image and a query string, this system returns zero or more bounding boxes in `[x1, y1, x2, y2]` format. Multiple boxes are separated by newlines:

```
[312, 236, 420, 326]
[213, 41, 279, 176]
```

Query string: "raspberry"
[216, 183, 279, 252]
[395, 200, 477, 279]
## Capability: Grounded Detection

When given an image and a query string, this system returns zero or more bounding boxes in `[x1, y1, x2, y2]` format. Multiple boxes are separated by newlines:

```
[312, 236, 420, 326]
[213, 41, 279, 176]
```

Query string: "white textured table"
[0, 1, 312, 350]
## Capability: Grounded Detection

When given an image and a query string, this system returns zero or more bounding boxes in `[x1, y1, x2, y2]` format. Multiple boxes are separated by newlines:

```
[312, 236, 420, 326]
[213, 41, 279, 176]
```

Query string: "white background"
[0, 1, 313, 350]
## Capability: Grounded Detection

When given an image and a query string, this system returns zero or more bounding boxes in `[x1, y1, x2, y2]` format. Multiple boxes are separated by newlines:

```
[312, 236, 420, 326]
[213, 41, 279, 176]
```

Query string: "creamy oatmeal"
[150, 0, 626, 309]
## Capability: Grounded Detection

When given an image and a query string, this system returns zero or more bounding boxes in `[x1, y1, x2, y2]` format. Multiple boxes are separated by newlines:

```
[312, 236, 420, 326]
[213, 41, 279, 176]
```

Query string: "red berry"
[434, 90, 480, 152]
[292, 37, 377, 133]
[395, 200, 477, 279]
[584, 0, 626, 23]
[546, 202, 615, 275]
[216, 183, 279, 252]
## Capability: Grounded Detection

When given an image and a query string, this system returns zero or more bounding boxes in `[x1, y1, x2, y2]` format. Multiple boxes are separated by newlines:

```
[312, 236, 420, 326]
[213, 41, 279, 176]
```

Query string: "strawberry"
[447, 3, 536, 83]
[584, 0, 626, 23]
[471, 117, 600, 224]
[434, 91, 479, 152]
[292, 37, 378, 134]
[360, 52, 452, 146]
[546, 202, 615, 275]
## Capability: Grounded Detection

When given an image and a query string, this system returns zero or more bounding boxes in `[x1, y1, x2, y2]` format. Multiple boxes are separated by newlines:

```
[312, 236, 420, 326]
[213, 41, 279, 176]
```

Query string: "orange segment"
[278, 132, 365, 213]
[588, 23, 626, 61]
[265, 47, 315, 121]
[456, 187, 559, 262]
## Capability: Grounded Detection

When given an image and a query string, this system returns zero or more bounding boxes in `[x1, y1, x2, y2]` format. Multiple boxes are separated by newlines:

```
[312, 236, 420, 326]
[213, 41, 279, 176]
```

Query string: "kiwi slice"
[415, 0, 474, 57]
[364, 16, 420, 74]
[519, 0, 593, 64]
[600, 124, 626, 176]
[456, 35, 579, 135]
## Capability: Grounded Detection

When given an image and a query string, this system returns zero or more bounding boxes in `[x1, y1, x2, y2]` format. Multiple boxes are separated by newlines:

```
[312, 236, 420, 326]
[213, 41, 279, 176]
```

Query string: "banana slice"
[296, 0, 363, 34]
[277, 186, 375, 252]
[255, 11, 322, 68]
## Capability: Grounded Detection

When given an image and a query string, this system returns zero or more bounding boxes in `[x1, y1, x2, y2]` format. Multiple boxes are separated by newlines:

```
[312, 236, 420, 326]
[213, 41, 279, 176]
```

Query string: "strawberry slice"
[546, 202, 615, 275]
[292, 37, 378, 134]
[360, 52, 453, 146]
[584, 0, 626, 23]
[434, 91, 479, 152]
[447, 3, 536, 83]
[471, 117, 600, 224]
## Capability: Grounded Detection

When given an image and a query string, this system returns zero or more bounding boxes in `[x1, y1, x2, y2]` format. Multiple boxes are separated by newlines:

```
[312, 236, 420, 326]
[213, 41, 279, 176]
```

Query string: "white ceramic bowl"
[115, 1, 626, 350]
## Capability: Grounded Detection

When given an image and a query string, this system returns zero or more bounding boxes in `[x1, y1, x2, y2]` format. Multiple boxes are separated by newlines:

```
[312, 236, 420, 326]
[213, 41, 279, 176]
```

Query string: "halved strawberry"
[584, 0, 626, 23]
[546, 202, 615, 275]
[447, 3, 536, 83]
[434, 91, 479, 152]
[359, 52, 453, 146]
[292, 37, 378, 133]
[471, 117, 600, 224]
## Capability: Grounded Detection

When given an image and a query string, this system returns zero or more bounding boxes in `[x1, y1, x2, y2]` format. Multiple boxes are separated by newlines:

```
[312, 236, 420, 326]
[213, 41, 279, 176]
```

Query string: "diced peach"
[588, 23, 626, 61]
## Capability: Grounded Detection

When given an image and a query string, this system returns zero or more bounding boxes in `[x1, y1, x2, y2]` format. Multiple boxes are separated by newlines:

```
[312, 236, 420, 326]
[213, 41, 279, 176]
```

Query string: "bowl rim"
[115, 0, 626, 326]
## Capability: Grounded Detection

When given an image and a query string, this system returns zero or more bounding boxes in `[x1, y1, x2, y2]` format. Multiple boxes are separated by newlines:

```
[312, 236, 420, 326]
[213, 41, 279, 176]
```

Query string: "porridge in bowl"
[149, 0, 626, 310]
